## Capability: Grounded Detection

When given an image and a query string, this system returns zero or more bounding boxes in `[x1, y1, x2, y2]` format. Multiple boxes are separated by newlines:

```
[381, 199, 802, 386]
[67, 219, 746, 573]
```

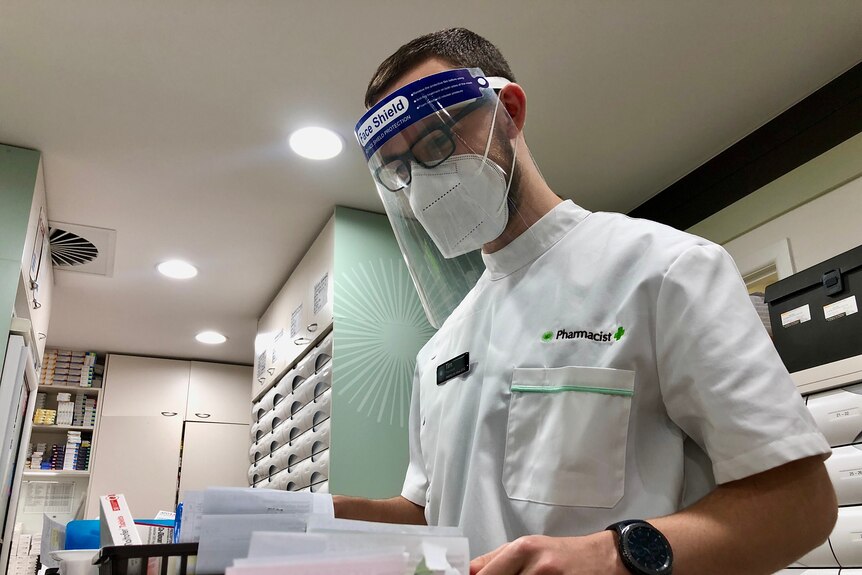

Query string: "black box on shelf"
[765, 244, 862, 373]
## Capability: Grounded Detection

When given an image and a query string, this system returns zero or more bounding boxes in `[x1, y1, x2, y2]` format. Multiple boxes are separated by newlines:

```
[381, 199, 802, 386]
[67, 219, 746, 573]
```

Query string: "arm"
[471, 455, 837, 574]
[332, 494, 427, 525]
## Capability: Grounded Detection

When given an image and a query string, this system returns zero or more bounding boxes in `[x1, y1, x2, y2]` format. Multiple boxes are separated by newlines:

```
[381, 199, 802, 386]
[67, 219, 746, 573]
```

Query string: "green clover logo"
[541, 331, 554, 342]
[613, 326, 625, 341]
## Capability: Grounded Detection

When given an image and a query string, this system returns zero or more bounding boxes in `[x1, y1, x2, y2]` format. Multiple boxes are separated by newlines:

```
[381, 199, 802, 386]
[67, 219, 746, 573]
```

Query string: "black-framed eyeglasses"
[374, 98, 487, 192]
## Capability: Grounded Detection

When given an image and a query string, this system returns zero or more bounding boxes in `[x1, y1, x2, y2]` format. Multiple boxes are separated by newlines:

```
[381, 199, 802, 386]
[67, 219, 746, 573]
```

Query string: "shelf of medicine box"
[250, 334, 333, 420]
[249, 389, 331, 461]
[267, 452, 329, 491]
[824, 444, 862, 506]
[250, 378, 331, 444]
[251, 418, 331, 480]
[249, 414, 331, 484]
[248, 410, 331, 475]
[31, 425, 95, 431]
[792, 353, 862, 396]
[37, 385, 102, 395]
[22, 470, 90, 478]
[805, 382, 862, 448]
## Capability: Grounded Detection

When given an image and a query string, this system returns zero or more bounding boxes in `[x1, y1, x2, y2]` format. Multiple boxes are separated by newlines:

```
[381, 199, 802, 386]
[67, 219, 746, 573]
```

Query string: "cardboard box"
[766, 244, 862, 373]
[100, 494, 143, 546]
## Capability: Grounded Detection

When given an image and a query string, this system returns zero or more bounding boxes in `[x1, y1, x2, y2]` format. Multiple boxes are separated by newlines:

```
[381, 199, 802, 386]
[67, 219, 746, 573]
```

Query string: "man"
[336, 28, 836, 575]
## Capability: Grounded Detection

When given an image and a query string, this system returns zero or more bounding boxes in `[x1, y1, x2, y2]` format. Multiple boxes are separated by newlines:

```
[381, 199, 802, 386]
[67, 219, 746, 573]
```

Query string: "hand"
[469, 531, 626, 575]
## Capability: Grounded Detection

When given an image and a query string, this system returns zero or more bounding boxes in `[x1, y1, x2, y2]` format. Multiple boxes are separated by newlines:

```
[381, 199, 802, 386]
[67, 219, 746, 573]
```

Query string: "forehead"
[376, 57, 457, 104]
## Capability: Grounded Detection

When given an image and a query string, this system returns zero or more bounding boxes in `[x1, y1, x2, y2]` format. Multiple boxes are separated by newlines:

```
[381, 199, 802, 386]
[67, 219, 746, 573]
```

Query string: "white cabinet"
[253, 217, 334, 399]
[178, 422, 250, 501]
[87, 356, 252, 517]
[85, 415, 183, 518]
[101, 355, 190, 417]
[186, 362, 251, 424]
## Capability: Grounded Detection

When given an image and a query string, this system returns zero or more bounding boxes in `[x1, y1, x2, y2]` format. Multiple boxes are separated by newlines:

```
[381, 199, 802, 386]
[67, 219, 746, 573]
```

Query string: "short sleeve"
[401, 366, 429, 505]
[655, 244, 830, 484]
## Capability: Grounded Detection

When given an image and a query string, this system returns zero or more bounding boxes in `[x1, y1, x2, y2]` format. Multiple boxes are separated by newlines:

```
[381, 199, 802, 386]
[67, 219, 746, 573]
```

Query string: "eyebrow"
[377, 98, 487, 165]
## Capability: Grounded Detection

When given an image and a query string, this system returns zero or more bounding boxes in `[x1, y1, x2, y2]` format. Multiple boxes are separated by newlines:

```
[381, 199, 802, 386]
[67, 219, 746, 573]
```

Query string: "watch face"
[621, 524, 672, 574]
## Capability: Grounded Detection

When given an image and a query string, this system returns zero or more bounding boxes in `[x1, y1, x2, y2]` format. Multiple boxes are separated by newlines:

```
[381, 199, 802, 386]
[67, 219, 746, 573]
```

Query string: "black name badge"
[436, 352, 470, 386]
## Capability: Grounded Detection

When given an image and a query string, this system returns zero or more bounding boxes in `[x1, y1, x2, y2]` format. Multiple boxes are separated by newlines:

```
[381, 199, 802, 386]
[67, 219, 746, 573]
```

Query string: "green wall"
[0, 145, 40, 371]
[687, 132, 862, 244]
[330, 206, 436, 498]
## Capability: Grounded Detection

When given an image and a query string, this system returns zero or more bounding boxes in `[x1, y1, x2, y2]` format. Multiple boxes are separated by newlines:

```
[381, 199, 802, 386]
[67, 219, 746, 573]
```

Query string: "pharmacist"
[334, 28, 837, 575]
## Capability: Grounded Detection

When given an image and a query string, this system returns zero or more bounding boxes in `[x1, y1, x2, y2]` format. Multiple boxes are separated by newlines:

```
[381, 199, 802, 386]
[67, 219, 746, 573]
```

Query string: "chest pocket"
[503, 365, 635, 508]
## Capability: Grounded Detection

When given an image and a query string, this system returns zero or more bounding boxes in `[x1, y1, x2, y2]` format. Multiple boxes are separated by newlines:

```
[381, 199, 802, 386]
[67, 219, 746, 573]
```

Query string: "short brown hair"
[364, 28, 516, 108]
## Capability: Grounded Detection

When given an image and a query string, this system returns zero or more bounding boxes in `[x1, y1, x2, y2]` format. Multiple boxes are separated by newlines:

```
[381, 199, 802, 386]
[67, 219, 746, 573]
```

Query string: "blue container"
[64, 520, 100, 550]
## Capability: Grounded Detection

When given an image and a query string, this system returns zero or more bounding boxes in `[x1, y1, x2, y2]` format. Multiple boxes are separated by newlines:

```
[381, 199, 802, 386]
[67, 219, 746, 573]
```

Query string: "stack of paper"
[224, 518, 469, 575]
[184, 487, 334, 574]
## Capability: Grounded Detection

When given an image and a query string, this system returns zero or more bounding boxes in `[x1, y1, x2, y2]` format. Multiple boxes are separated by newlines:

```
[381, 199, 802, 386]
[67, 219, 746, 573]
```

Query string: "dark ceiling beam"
[628, 61, 862, 230]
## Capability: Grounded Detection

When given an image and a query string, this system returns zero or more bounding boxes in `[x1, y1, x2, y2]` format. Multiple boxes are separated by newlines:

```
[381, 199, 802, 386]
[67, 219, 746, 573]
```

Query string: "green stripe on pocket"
[510, 385, 633, 397]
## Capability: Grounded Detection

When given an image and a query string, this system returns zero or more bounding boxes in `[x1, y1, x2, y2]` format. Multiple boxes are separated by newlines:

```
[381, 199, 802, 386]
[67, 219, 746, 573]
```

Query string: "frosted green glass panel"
[0, 145, 39, 262]
[330, 207, 436, 498]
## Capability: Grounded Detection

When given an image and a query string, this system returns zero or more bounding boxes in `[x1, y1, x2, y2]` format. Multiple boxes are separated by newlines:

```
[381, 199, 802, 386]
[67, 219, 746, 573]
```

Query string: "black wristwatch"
[606, 520, 673, 575]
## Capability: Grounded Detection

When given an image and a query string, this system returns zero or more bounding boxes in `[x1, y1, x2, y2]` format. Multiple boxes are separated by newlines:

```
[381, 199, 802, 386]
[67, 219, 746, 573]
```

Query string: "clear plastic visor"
[356, 68, 516, 328]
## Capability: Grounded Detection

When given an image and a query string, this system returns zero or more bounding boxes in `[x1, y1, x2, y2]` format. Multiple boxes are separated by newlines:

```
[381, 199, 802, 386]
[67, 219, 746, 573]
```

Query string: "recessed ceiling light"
[289, 127, 343, 160]
[157, 260, 198, 279]
[196, 331, 227, 345]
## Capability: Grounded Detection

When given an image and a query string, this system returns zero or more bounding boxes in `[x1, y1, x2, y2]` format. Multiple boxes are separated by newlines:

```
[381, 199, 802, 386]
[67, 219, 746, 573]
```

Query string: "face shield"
[355, 68, 517, 328]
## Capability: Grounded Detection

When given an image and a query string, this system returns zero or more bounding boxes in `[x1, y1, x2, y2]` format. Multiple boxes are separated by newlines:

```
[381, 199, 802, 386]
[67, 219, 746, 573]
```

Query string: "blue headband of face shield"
[354, 68, 511, 162]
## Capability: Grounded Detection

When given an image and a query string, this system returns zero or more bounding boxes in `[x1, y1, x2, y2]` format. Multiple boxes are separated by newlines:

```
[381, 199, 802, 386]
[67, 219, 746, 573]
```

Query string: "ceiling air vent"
[48, 222, 117, 277]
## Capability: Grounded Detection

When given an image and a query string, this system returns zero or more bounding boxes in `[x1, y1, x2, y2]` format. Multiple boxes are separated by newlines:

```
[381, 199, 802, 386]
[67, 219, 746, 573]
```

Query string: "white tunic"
[401, 200, 830, 556]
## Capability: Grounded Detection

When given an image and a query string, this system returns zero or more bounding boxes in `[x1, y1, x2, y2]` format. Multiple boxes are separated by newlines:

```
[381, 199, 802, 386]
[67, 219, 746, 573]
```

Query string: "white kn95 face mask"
[407, 153, 511, 258]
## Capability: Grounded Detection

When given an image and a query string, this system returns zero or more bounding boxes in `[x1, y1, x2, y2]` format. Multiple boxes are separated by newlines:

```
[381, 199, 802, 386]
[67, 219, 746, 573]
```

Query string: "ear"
[498, 83, 527, 134]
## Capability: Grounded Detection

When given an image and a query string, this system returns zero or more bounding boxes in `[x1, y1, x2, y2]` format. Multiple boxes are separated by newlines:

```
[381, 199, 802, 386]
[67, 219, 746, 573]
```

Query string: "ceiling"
[1, 1, 860, 365]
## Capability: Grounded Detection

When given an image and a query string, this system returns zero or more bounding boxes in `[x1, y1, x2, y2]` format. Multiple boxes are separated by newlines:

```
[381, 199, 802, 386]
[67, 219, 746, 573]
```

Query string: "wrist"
[588, 530, 630, 575]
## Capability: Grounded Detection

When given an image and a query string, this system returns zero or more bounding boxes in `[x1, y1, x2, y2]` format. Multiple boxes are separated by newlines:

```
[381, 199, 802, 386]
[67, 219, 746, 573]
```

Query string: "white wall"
[723, 174, 862, 273]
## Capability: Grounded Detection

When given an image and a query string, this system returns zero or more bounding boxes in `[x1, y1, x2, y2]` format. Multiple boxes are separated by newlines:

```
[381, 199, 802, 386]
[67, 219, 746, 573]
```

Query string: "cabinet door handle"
[267, 368, 275, 375]
[258, 377, 266, 383]
[195, 413, 211, 419]
[307, 323, 318, 333]
[37, 333, 47, 340]
[294, 337, 311, 346]
[161, 411, 178, 417]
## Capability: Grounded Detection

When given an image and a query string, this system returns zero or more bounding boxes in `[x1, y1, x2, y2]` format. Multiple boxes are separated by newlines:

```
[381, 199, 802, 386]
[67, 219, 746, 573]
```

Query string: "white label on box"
[313, 273, 328, 316]
[830, 407, 860, 421]
[256, 351, 266, 378]
[290, 304, 303, 338]
[781, 304, 812, 327]
[843, 468, 862, 479]
[824, 295, 858, 322]
[272, 329, 284, 364]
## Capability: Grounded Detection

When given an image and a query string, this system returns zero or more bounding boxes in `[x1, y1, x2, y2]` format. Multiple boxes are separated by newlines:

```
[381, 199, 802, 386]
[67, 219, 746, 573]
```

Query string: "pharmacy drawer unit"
[248, 369, 332, 489]
[807, 383, 862, 447]
[832, 506, 862, 567]
[826, 445, 862, 506]
[790, 536, 840, 568]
